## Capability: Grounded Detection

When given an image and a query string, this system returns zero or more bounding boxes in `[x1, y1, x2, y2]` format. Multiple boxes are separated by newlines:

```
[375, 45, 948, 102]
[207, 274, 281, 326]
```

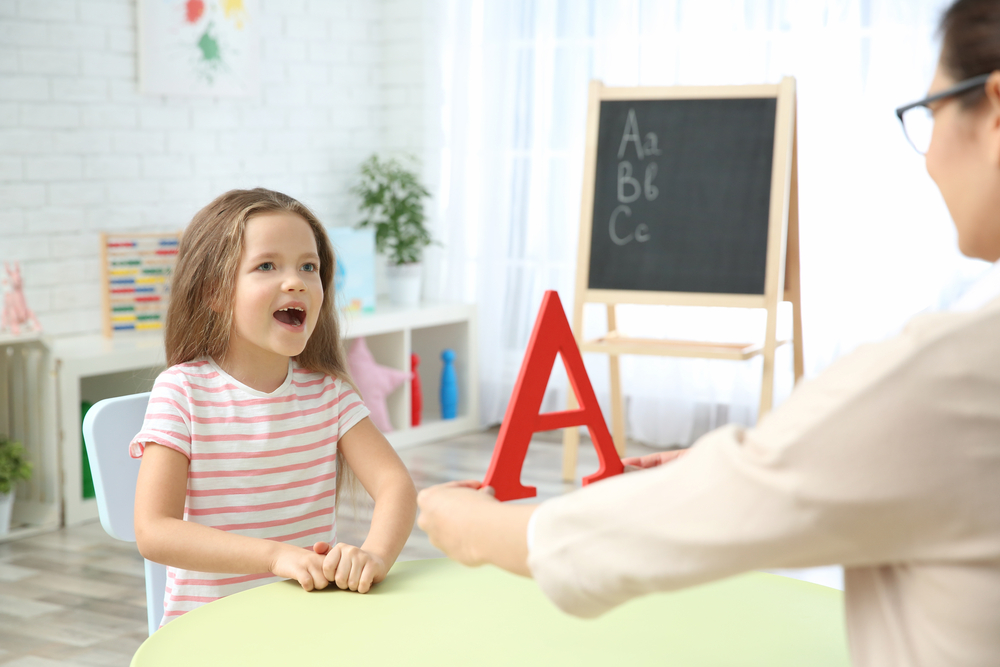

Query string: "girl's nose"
[283, 272, 306, 291]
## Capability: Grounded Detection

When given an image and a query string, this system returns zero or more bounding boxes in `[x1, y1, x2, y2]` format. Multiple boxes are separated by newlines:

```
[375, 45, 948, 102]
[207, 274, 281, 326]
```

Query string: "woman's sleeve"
[527, 307, 1000, 618]
[336, 380, 371, 439]
[129, 371, 193, 459]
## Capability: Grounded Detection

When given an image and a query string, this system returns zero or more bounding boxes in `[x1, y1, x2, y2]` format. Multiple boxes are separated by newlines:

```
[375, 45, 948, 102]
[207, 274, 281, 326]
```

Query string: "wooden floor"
[0, 429, 655, 666]
[0, 430, 841, 666]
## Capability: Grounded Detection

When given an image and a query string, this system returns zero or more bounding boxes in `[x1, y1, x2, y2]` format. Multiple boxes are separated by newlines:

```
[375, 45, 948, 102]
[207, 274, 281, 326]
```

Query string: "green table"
[131, 559, 849, 666]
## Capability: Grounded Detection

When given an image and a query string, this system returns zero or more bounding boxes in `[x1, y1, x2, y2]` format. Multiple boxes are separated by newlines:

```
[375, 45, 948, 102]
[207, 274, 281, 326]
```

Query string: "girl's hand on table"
[621, 449, 689, 471]
[312, 542, 387, 593]
[416, 480, 499, 566]
[270, 543, 330, 592]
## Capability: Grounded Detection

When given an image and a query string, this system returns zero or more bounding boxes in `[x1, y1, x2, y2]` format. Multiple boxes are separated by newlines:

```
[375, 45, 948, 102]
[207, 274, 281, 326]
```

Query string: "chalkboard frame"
[574, 80, 795, 310]
[561, 78, 803, 479]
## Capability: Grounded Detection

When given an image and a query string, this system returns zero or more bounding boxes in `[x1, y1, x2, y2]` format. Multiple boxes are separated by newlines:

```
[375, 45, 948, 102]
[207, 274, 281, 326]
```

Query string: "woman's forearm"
[416, 483, 537, 577]
[472, 502, 537, 576]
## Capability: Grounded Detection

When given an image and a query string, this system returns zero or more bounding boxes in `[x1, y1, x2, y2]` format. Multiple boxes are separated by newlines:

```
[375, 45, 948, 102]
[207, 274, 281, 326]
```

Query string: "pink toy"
[346, 337, 412, 433]
[2, 262, 42, 335]
[411, 354, 423, 427]
[482, 290, 623, 501]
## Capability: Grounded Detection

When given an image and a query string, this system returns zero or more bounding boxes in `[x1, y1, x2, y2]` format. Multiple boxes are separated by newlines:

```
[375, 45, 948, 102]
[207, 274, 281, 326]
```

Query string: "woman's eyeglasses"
[895, 74, 990, 154]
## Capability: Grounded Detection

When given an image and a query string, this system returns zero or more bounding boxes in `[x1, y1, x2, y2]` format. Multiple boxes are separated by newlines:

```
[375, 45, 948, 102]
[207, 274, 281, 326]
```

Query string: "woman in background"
[417, 1, 1000, 664]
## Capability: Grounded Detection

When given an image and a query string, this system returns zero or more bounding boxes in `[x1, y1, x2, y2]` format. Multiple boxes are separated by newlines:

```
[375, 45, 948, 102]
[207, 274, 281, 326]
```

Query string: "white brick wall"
[0, 0, 434, 337]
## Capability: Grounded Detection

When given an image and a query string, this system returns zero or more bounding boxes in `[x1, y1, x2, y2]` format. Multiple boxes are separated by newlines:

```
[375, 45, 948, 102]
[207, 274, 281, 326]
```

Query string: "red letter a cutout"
[482, 290, 623, 501]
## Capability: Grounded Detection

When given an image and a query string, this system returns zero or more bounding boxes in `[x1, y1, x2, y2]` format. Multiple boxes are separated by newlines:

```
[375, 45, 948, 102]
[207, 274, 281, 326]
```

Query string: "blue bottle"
[440, 349, 458, 419]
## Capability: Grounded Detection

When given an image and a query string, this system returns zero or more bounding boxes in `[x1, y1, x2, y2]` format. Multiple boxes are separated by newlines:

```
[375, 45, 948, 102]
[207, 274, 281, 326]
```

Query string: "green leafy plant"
[350, 155, 433, 265]
[0, 436, 31, 495]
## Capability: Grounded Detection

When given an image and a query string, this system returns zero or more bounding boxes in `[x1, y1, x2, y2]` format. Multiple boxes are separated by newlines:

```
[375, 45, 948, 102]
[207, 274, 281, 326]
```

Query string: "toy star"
[346, 337, 412, 433]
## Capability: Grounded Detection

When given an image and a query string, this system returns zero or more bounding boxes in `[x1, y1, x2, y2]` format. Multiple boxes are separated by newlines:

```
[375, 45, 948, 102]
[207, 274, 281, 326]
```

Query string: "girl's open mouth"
[273, 306, 306, 329]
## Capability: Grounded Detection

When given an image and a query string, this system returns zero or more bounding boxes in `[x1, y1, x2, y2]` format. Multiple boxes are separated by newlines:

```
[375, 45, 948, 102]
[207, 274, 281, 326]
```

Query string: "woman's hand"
[621, 449, 689, 471]
[417, 480, 499, 567]
[311, 542, 387, 593]
[269, 542, 329, 592]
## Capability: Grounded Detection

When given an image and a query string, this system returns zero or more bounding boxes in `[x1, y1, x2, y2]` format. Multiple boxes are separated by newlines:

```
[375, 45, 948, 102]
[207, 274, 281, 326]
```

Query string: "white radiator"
[0, 338, 59, 535]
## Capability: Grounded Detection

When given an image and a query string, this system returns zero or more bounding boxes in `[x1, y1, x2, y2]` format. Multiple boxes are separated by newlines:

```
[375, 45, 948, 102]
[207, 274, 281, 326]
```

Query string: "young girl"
[132, 188, 417, 626]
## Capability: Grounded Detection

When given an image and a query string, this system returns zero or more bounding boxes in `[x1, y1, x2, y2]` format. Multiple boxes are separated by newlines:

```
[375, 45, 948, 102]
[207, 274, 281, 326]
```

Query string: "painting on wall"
[138, 0, 259, 97]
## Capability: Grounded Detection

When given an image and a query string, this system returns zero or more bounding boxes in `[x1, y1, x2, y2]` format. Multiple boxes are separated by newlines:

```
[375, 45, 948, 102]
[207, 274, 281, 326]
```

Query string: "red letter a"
[482, 290, 623, 501]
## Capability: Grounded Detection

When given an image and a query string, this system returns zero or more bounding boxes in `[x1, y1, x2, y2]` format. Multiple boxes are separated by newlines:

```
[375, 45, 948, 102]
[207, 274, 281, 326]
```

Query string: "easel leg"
[759, 346, 775, 417]
[759, 295, 779, 418]
[605, 304, 625, 456]
[786, 116, 804, 384]
[608, 354, 625, 457]
[561, 392, 579, 482]
[791, 297, 804, 384]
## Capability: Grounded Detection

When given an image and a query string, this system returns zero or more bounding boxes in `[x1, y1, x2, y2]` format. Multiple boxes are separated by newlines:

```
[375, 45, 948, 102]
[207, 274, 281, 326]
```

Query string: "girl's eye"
[257, 262, 274, 271]
[301, 263, 317, 272]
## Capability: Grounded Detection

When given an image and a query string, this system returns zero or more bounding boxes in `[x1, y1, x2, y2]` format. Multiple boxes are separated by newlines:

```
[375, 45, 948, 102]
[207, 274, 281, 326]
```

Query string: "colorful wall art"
[138, 0, 259, 97]
[327, 226, 377, 313]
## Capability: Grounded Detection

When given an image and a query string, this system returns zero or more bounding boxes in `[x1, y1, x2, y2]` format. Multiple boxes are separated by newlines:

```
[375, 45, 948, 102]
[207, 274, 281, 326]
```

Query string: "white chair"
[82, 392, 167, 635]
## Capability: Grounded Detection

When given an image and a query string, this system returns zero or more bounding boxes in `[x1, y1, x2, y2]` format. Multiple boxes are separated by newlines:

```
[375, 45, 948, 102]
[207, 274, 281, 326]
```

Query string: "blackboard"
[587, 98, 777, 295]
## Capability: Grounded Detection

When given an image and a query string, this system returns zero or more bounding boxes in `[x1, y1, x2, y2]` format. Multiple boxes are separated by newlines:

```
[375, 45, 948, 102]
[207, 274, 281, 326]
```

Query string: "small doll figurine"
[2, 262, 42, 335]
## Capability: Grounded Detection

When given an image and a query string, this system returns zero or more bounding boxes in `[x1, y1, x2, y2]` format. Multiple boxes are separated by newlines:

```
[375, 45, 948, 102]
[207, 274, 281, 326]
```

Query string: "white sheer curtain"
[424, 0, 989, 446]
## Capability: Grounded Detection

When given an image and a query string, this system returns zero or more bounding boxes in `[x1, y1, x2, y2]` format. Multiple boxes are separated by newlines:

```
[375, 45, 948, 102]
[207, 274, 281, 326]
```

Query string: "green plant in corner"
[0, 436, 32, 495]
[351, 154, 433, 265]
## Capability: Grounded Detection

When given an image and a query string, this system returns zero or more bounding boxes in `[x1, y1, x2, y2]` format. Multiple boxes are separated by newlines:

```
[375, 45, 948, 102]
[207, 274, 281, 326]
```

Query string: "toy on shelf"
[440, 349, 457, 420]
[346, 337, 411, 433]
[481, 290, 623, 501]
[100, 232, 180, 337]
[411, 354, 423, 427]
[1, 262, 42, 336]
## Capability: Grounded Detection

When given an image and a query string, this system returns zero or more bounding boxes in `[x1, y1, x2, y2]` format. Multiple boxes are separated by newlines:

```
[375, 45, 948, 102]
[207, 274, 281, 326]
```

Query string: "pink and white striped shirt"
[129, 356, 369, 626]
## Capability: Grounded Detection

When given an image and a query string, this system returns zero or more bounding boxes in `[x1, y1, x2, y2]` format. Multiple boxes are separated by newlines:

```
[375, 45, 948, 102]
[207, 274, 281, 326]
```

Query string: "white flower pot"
[386, 262, 422, 307]
[0, 491, 14, 536]
[374, 252, 389, 297]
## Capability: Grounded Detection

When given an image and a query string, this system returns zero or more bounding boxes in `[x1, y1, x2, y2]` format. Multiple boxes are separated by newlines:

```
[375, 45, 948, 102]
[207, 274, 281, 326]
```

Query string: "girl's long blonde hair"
[166, 187, 357, 505]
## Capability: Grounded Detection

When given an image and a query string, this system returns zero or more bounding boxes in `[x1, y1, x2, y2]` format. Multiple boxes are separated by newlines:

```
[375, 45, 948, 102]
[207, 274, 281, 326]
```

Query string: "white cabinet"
[341, 301, 480, 449]
[54, 301, 479, 526]
[52, 333, 166, 526]
[0, 333, 60, 542]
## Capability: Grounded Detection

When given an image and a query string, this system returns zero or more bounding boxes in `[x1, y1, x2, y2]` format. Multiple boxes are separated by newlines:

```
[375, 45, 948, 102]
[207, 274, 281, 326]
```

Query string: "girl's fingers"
[334, 550, 353, 589]
[322, 543, 343, 581]
[358, 561, 376, 594]
[311, 564, 328, 591]
[312, 541, 331, 555]
[348, 556, 363, 591]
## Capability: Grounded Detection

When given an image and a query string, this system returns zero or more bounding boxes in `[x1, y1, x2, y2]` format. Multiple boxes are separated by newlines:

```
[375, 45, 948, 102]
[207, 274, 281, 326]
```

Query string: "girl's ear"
[985, 71, 1000, 167]
[208, 291, 225, 313]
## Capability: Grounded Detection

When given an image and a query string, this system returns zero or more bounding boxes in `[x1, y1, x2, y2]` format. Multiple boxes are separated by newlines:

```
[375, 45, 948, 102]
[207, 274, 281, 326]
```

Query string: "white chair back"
[82, 392, 166, 635]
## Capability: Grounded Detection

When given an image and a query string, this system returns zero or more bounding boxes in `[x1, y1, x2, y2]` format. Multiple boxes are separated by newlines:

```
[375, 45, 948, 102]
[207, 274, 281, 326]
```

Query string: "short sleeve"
[130, 370, 193, 459]
[335, 380, 370, 439]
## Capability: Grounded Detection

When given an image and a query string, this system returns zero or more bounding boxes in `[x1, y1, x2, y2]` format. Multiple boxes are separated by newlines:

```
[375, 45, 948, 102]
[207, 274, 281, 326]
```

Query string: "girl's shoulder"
[289, 362, 357, 396]
[290, 361, 339, 386]
[156, 357, 220, 386]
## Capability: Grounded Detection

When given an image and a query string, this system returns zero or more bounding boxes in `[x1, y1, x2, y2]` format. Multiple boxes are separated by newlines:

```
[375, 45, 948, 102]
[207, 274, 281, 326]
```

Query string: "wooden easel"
[562, 77, 803, 481]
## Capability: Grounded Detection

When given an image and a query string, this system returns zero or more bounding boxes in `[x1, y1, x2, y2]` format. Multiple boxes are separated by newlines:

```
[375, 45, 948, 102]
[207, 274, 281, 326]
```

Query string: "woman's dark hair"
[940, 0, 1000, 106]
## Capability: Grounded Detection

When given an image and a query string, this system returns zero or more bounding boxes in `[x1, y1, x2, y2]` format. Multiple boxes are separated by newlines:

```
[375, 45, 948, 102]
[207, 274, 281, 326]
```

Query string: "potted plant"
[351, 154, 432, 306]
[0, 436, 32, 535]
